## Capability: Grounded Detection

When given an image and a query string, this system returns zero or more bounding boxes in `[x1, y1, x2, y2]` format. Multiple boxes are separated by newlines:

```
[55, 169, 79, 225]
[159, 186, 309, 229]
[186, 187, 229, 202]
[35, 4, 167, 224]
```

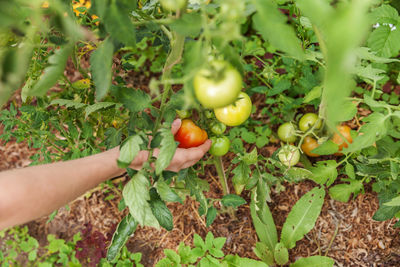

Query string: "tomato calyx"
[174, 119, 208, 148]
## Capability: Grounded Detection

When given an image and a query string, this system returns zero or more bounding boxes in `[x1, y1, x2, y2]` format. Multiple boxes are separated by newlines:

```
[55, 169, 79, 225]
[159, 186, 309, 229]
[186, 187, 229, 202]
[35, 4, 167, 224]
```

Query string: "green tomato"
[194, 60, 242, 109]
[210, 121, 226, 135]
[277, 122, 297, 143]
[214, 92, 252, 126]
[278, 145, 300, 167]
[176, 109, 191, 119]
[209, 136, 230, 156]
[159, 0, 187, 11]
[298, 113, 322, 132]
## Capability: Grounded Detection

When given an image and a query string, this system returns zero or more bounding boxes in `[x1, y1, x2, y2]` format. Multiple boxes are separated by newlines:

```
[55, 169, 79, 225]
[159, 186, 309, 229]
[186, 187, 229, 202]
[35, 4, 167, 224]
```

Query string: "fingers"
[171, 119, 182, 135]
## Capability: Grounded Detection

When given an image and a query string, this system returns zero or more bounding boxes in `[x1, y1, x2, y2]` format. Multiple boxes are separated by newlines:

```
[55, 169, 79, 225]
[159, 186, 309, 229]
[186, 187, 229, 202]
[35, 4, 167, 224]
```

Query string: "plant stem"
[214, 156, 229, 195]
[152, 32, 185, 134]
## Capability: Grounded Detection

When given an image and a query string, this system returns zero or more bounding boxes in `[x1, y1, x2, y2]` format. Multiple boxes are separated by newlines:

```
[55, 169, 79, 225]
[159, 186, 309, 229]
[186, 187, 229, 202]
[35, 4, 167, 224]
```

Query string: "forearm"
[0, 147, 141, 230]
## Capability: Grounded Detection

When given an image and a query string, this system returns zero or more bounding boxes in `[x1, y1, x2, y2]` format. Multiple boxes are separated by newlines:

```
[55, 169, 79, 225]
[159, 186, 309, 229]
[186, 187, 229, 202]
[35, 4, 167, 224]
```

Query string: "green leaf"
[205, 232, 214, 251]
[274, 242, 289, 266]
[328, 179, 363, 202]
[355, 47, 400, 63]
[232, 162, 251, 186]
[103, 2, 136, 46]
[345, 163, 356, 179]
[209, 247, 224, 258]
[309, 160, 338, 186]
[213, 237, 226, 250]
[250, 190, 278, 252]
[85, 102, 118, 118]
[156, 178, 183, 203]
[233, 257, 269, 267]
[373, 191, 400, 221]
[369, 4, 399, 24]
[206, 206, 217, 227]
[50, 99, 86, 109]
[252, 0, 305, 60]
[310, 140, 339, 155]
[164, 249, 181, 263]
[122, 172, 160, 228]
[184, 169, 209, 216]
[28, 250, 37, 261]
[90, 38, 114, 101]
[111, 85, 152, 113]
[367, 25, 400, 58]
[155, 127, 177, 175]
[281, 187, 325, 249]
[221, 194, 246, 208]
[344, 112, 388, 153]
[385, 196, 400, 206]
[29, 45, 73, 97]
[290, 256, 334, 267]
[253, 242, 274, 266]
[149, 189, 174, 231]
[169, 13, 202, 36]
[193, 234, 206, 250]
[284, 167, 312, 183]
[303, 86, 322, 103]
[107, 214, 138, 261]
[155, 258, 174, 267]
[355, 64, 386, 84]
[118, 135, 143, 168]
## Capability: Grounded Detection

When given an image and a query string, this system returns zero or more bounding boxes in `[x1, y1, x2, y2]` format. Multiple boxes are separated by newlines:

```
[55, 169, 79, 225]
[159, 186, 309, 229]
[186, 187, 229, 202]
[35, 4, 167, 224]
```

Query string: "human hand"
[129, 119, 211, 171]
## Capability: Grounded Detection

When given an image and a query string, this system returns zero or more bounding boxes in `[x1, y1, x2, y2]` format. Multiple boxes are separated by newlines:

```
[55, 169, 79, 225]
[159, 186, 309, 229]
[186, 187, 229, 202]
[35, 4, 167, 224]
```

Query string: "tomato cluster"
[174, 60, 252, 157]
[276, 112, 353, 166]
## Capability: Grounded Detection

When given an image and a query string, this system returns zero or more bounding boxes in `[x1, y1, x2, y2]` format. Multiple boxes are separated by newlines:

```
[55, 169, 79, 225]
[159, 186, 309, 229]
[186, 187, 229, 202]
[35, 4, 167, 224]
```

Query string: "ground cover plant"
[1, 0, 400, 266]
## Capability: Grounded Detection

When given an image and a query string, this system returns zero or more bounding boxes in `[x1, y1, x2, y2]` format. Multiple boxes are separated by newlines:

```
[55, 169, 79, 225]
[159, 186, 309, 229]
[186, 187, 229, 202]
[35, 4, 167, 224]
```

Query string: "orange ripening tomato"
[332, 125, 352, 155]
[174, 119, 208, 148]
[301, 136, 320, 157]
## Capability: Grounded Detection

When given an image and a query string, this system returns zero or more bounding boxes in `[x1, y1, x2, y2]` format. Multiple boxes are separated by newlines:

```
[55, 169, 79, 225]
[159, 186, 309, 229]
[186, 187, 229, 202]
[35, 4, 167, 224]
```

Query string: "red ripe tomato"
[174, 119, 208, 148]
[332, 125, 352, 155]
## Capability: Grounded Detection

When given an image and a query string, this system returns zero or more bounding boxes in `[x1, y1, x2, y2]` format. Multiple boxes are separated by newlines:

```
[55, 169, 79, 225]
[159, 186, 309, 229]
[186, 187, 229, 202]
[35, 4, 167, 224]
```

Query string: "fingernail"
[174, 118, 182, 126]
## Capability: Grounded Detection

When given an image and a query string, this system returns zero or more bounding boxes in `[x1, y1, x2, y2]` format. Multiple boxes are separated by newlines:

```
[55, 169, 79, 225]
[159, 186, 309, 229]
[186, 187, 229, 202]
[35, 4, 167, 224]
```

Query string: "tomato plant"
[278, 145, 300, 167]
[3, 0, 400, 265]
[209, 136, 230, 156]
[174, 119, 208, 148]
[194, 60, 242, 109]
[214, 92, 252, 126]
[277, 122, 297, 143]
[298, 113, 321, 132]
[301, 136, 320, 157]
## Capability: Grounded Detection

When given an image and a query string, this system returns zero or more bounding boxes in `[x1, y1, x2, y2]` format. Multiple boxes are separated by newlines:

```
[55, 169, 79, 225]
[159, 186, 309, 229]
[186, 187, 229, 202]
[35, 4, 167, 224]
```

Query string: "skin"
[0, 119, 211, 231]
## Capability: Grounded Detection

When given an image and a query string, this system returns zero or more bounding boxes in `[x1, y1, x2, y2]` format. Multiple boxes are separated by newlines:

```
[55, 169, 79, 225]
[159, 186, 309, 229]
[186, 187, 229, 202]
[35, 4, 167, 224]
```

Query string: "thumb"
[171, 119, 182, 135]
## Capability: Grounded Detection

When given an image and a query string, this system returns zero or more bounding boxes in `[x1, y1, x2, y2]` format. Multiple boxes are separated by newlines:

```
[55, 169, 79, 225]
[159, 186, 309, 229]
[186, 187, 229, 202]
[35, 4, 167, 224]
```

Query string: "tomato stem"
[214, 156, 229, 195]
